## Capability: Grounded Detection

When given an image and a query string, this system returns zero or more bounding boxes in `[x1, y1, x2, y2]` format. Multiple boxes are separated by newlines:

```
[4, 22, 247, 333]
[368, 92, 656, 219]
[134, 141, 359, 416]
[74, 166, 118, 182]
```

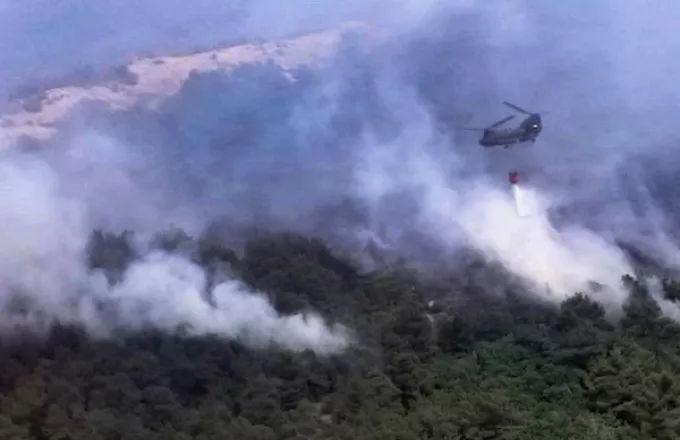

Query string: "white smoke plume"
[0, 151, 89, 333]
[0, 140, 350, 355]
[88, 252, 350, 354]
[348, 108, 634, 308]
[456, 185, 632, 305]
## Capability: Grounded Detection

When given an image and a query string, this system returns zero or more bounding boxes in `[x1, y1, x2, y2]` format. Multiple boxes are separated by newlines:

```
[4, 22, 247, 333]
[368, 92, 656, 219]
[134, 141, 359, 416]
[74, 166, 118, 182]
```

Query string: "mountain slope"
[0, 22, 383, 145]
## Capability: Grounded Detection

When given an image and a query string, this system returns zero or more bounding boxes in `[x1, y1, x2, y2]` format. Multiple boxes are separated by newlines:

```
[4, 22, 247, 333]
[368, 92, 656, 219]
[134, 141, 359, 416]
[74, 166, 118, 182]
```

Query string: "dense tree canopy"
[1, 228, 680, 439]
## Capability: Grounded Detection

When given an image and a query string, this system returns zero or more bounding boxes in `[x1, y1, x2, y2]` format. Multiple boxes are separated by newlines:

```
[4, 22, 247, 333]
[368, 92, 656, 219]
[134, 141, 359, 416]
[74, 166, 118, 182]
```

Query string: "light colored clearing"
[0, 22, 384, 144]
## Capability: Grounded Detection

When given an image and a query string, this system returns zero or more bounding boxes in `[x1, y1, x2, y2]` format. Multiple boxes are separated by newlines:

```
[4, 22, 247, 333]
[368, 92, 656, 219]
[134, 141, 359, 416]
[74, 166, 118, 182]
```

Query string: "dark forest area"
[2, 227, 680, 439]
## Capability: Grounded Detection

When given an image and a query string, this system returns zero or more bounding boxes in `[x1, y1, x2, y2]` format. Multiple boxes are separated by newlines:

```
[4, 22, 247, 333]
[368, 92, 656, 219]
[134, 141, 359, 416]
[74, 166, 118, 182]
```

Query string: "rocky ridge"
[0, 22, 384, 145]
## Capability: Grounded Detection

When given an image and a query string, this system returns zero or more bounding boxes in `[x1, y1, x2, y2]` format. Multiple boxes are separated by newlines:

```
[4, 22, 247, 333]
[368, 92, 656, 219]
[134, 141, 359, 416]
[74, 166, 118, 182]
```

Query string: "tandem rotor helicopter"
[459, 101, 546, 185]
[461, 101, 545, 149]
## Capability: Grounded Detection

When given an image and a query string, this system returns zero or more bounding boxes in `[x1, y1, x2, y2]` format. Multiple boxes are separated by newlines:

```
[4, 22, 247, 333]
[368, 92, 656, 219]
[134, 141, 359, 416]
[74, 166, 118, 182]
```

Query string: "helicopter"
[462, 101, 544, 149]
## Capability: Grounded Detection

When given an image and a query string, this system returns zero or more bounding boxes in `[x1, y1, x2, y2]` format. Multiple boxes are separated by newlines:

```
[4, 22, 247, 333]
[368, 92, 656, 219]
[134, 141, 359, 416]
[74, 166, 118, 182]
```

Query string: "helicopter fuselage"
[479, 115, 542, 148]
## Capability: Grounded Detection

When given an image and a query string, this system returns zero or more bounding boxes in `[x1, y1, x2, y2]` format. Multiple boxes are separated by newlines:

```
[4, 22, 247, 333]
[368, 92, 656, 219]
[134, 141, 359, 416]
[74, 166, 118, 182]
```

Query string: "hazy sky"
[0, 0, 408, 94]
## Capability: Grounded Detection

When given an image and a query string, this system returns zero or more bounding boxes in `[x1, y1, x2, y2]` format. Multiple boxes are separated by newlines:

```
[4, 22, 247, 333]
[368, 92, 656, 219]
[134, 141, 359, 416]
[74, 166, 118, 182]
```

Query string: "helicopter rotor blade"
[487, 114, 516, 129]
[502, 101, 532, 115]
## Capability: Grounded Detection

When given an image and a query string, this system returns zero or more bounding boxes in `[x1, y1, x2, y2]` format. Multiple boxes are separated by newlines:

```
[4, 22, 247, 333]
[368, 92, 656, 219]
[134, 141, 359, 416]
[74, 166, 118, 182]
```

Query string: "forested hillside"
[1, 228, 680, 439]
[3, 8, 680, 440]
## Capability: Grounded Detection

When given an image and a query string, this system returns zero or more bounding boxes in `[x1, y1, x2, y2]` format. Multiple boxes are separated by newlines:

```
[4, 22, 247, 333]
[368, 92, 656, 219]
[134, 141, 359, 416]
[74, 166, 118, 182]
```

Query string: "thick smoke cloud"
[3, 0, 680, 340]
[0, 143, 351, 354]
[88, 252, 349, 354]
[0, 151, 89, 334]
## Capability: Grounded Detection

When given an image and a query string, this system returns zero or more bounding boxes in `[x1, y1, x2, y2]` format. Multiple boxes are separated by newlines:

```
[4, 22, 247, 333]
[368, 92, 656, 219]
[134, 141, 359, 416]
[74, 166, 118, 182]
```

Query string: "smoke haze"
[0, 146, 351, 354]
[88, 252, 350, 354]
[2, 0, 680, 346]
